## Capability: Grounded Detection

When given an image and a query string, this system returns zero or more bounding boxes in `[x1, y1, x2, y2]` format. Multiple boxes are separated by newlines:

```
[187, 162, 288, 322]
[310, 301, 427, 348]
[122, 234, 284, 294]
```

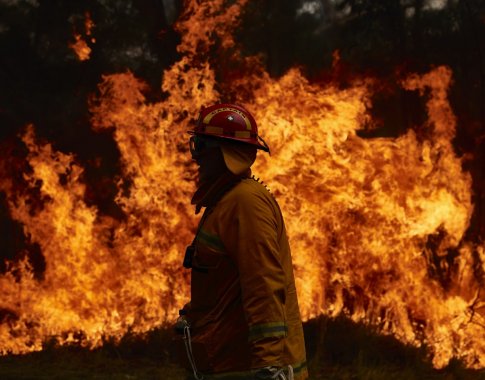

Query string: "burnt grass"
[0, 316, 483, 380]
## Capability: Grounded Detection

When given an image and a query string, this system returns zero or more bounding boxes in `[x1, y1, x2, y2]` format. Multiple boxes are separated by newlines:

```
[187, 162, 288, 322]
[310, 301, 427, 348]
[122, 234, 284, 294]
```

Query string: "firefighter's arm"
[221, 190, 287, 369]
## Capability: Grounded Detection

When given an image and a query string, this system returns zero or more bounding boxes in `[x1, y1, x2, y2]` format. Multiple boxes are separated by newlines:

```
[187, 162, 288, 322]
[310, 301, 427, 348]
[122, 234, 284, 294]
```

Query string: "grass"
[0, 316, 484, 380]
[304, 317, 485, 380]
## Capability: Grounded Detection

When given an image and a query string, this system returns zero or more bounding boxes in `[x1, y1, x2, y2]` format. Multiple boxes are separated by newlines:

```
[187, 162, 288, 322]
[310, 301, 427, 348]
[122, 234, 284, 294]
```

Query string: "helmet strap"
[257, 135, 271, 155]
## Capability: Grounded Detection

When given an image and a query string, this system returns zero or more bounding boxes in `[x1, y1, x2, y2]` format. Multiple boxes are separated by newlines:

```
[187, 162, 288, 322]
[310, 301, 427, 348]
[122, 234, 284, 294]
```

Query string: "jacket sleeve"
[220, 189, 288, 368]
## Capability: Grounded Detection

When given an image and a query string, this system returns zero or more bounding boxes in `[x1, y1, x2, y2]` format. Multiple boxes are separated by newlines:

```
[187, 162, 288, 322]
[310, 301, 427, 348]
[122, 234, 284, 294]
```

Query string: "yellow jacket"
[179, 174, 308, 379]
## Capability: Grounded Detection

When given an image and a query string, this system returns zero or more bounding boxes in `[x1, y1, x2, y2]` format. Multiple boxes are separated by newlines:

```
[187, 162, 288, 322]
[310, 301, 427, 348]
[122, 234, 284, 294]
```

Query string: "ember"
[69, 12, 94, 61]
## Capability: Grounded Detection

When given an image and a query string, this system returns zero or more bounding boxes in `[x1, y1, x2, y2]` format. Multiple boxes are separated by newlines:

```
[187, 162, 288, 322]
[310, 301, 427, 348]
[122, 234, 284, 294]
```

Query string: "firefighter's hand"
[253, 366, 288, 379]
[174, 306, 191, 335]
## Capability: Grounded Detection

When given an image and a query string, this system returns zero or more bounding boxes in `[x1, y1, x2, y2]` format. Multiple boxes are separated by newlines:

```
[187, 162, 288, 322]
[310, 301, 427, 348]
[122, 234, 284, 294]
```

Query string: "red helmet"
[189, 103, 270, 152]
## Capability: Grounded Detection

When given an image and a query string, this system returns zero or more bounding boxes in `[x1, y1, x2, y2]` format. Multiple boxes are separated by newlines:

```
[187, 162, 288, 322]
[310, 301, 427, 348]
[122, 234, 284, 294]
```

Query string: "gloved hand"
[253, 366, 291, 380]
[174, 307, 191, 335]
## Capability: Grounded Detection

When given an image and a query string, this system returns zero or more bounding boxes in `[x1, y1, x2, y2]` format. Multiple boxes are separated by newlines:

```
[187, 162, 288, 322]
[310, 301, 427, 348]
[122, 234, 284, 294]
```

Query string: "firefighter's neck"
[192, 168, 235, 214]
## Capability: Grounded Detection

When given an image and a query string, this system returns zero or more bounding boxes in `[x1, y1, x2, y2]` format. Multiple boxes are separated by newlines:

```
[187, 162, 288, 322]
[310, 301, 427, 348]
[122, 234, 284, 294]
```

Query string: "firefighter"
[176, 103, 308, 380]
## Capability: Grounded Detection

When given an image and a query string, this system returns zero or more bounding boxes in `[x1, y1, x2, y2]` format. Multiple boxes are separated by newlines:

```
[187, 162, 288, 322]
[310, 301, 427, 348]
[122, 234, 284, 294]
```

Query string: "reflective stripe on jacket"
[185, 177, 308, 379]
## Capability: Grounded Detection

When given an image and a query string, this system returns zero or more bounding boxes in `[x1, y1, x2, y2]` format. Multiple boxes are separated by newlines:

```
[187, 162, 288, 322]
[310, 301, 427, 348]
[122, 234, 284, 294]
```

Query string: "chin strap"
[257, 135, 271, 155]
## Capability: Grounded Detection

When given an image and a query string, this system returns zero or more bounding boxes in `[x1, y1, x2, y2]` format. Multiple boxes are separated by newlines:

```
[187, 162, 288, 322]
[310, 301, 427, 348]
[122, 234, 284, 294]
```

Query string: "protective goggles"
[189, 135, 220, 157]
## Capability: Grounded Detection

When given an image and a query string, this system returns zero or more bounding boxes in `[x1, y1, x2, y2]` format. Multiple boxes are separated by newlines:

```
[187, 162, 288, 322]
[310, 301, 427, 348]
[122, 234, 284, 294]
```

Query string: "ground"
[0, 316, 484, 380]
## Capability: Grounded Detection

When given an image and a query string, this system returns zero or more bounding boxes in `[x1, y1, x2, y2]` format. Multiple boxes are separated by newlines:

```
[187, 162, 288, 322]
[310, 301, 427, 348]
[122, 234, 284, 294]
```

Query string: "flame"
[0, 0, 484, 370]
[69, 35, 91, 61]
[84, 11, 95, 39]
[69, 12, 94, 61]
[248, 65, 484, 368]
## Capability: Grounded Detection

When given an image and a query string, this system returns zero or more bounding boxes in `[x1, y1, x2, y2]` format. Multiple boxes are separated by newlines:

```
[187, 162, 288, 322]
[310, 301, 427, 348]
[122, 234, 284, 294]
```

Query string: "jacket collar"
[191, 169, 251, 214]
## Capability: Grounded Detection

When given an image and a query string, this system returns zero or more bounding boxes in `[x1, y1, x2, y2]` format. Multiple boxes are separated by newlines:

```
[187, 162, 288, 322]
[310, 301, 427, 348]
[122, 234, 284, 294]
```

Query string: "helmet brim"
[187, 130, 270, 152]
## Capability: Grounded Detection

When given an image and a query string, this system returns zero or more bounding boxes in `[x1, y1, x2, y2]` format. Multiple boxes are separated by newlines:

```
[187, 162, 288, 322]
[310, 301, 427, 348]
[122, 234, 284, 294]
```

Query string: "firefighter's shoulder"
[222, 177, 272, 203]
[219, 177, 279, 219]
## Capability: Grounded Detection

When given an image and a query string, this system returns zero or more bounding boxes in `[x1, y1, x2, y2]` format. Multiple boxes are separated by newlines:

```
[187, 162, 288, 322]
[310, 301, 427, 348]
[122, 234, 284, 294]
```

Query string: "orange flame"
[0, 0, 484, 370]
[69, 12, 94, 61]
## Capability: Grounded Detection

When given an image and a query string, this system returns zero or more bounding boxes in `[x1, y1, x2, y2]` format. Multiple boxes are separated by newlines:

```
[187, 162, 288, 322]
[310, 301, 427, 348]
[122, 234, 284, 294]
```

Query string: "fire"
[69, 34, 91, 61]
[247, 65, 483, 368]
[0, 0, 484, 370]
[69, 12, 94, 61]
